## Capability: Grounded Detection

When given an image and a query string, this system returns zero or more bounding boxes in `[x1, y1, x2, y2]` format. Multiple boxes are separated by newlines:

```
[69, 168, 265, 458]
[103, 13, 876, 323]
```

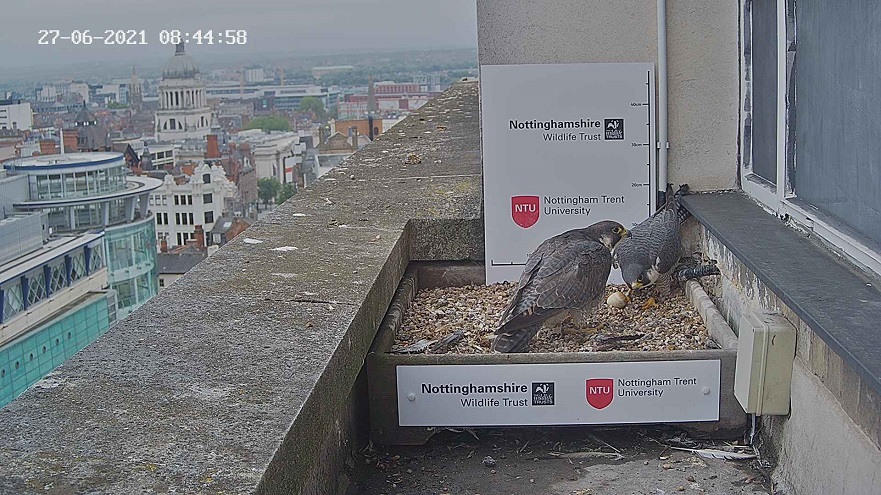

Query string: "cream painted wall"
[477, 0, 739, 191]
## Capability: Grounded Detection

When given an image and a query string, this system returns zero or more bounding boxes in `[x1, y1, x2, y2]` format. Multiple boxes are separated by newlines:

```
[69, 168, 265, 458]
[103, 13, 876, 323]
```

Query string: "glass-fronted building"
[0, 292, 113, 407]
[105, 216, 158, 315]
[3, 152, 163, 318]
[0, 229, 115, 408]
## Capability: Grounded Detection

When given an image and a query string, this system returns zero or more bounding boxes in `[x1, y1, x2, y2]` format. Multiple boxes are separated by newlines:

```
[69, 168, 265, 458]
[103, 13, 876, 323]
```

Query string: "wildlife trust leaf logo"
[586, 378, 614, 409]
[511, 195, 540, 228]
[531, 382, 555, 406]
[604, 119, 624, 140]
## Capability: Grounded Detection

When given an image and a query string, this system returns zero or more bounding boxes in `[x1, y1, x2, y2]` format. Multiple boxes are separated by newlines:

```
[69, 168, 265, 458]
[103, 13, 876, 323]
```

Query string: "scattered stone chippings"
[394, 283, 711, 354]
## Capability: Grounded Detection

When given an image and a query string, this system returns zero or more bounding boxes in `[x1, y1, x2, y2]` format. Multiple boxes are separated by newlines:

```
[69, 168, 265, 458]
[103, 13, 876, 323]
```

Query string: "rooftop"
[13, 175, 163, 208]
[3, 152, 122, 170]
[0, 233, 103, 286]
[157, 251, 207, 275]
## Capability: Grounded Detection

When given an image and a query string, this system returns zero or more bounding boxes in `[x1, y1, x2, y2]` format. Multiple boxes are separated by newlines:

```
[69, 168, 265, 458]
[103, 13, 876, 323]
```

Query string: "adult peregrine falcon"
[614, 184, 690, 306]
[492, 220, 627, 353]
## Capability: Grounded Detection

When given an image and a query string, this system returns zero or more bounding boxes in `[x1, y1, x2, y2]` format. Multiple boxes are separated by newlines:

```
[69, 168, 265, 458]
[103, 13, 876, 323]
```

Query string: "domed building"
[154, 43, 212, 142]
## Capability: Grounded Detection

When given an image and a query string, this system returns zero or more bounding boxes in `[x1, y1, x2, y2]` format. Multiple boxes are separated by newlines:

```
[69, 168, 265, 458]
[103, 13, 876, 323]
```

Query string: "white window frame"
[740, 0, 881, 277]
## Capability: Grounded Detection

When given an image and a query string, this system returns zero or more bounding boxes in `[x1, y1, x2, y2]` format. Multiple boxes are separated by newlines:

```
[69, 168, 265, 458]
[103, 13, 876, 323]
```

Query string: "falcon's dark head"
[586, 220, 628, 251]
[622, 261, 654, 290]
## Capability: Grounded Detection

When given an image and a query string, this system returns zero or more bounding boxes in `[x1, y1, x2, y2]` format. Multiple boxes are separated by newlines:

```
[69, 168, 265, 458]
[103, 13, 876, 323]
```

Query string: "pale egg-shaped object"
[606, 291, 630, 309]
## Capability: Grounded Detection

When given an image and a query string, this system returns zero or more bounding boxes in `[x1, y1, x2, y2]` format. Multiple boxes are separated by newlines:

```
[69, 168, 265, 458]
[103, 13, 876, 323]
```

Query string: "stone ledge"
[682, 192, 881, 398]
[0, 82, 482, 494]
[685, 280, 738, 350]
[694, 218, 881, 451]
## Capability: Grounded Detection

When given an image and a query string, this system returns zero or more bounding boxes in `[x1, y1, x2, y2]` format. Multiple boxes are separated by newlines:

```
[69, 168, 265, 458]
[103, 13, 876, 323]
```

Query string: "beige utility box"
[734, 311, 796, 415]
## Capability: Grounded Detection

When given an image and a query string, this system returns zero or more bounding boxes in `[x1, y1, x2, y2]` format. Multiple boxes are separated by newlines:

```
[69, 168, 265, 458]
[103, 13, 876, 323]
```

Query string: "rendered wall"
[476, 0, 739, 191]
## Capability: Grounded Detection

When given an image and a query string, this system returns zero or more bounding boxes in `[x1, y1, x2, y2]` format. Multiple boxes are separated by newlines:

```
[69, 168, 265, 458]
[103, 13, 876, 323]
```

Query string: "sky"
[0, 0, 478, 69]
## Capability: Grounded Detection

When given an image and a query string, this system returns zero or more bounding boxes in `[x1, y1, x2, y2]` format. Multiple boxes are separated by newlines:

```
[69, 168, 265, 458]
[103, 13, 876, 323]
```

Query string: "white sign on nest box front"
[397, 360, 721, 427]
[480, 62, 657, 284]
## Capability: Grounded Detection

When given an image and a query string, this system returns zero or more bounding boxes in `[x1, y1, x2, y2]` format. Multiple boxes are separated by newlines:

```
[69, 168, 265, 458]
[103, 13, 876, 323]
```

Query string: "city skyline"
[2, 0, 478, 71]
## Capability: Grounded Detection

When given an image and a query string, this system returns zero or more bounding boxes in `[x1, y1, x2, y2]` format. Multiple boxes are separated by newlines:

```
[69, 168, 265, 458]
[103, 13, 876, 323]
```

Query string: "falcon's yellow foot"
[641, 297, 658, 310]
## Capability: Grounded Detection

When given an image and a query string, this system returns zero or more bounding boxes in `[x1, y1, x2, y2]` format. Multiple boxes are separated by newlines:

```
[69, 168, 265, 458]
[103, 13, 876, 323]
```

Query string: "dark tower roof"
[74, 103, 98, 126]
[73, 103, 110, 151]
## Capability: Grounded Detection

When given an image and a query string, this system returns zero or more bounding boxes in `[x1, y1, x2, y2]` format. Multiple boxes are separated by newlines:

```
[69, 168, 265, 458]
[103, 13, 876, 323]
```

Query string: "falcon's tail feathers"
[663, 183, 691, 225]
[491, 325, 541, 353]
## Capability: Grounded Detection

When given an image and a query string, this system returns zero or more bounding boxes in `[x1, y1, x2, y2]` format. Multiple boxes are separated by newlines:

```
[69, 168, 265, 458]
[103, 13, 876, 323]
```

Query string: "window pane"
[751, 0, 777, 185]
[49, 263, 66, 293]
[27, 273, 46, 306]
[71, 252, 87, 281]
[115, 279, 135, 311]
[2, 283, 24, 320]
[795, 0, 881, 245]
[90, 243, 105, 272]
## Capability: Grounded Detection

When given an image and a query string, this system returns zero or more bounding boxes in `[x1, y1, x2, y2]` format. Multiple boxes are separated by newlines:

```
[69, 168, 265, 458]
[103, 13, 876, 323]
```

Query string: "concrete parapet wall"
[0, 82, 483, 494]
[696, 224, 881, 495]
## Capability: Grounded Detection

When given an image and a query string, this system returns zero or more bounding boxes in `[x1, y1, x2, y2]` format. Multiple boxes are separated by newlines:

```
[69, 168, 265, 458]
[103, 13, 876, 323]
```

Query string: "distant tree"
[286, 69, 313, 85]
[107, 102, 128, 109]
[298, 96, 327, 122]
[276, 183, 296, 205]
[258, 177, 281, 209]
[245, 116, 291, 132]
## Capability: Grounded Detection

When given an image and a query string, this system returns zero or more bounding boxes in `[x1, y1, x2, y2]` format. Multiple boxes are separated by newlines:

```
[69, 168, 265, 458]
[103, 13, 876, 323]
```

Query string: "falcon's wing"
[534, 240, 612, 312]
[649, 183, 690, 273]
[493, 237, 612, 353]
[497, 238, 611, 332]
[645, 209, 681, 274]
[497, 235, 569, 331]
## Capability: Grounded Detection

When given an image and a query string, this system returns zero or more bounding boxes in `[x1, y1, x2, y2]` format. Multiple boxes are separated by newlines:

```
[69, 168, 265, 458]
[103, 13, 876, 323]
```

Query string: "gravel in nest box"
[394, 283, 712, 354]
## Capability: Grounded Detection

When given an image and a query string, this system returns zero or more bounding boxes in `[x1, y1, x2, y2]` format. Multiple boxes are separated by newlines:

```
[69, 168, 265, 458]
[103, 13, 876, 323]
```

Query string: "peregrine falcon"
[613, 184, 690, 306]
[492, 220, 627, 353]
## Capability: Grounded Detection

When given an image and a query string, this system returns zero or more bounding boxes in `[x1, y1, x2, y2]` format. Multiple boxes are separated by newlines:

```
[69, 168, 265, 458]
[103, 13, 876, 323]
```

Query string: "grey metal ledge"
[682, 192, 881, 396]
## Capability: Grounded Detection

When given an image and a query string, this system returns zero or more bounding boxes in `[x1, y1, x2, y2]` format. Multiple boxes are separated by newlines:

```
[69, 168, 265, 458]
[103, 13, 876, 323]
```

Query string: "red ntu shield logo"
[586, 378, 614, 410]
[511, 196, 540, 228]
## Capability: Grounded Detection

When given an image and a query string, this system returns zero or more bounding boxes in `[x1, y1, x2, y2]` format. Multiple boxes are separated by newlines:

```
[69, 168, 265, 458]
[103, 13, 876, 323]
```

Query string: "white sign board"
[480, 63, 657, 283]
[397, 360, 720, 426]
